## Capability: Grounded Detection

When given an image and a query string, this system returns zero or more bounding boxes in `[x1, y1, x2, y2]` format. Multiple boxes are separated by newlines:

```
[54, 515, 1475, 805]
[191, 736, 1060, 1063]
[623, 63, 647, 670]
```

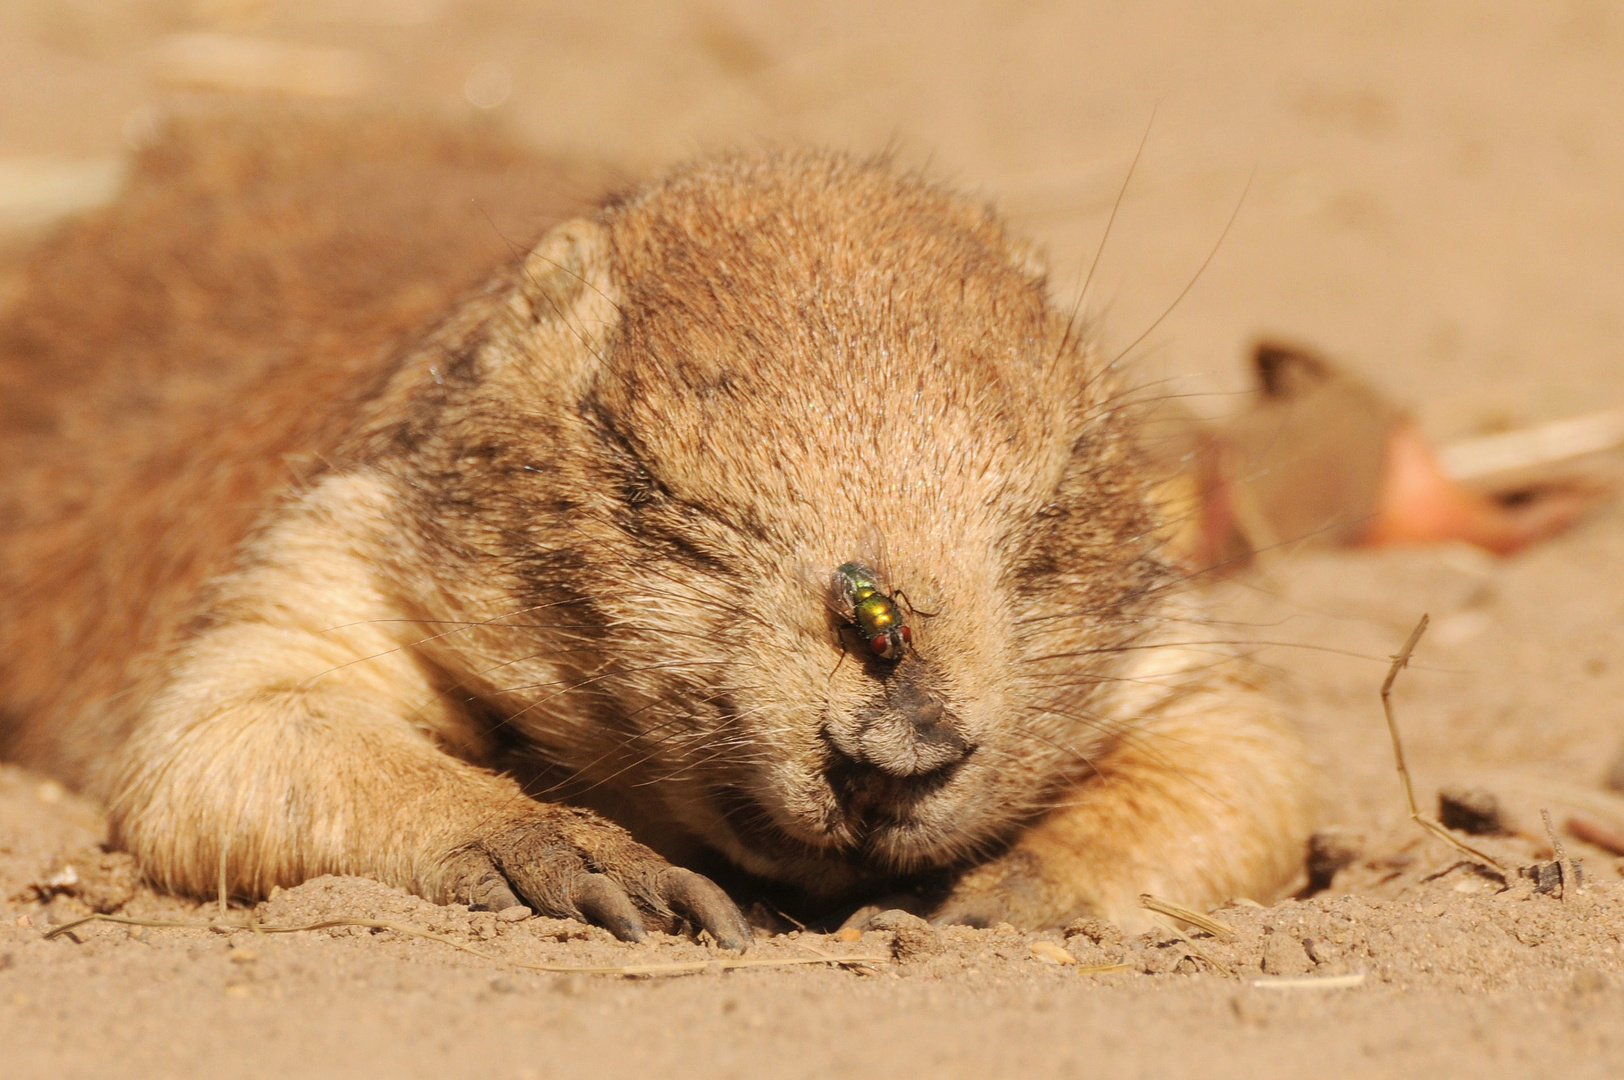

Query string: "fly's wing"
[851, 524, 937, 622]
[797, 560, 857, 623]
[799, 522, 898, 629]
[852, 521, 895, 595]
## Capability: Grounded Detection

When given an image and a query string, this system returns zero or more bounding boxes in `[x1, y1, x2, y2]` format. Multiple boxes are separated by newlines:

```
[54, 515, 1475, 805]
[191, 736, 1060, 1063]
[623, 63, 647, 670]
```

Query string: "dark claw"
[468, 873, 523, 914]
[573, 873, 646, 943]
[658, 867, 752, 951]
[469, 809, 750, 945]
[446, 851, 526, 912]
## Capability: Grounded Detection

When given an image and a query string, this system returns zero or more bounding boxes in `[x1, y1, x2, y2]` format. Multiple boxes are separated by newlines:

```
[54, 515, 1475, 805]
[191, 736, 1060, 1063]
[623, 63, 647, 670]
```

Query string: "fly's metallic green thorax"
[832, 561, 912, 661]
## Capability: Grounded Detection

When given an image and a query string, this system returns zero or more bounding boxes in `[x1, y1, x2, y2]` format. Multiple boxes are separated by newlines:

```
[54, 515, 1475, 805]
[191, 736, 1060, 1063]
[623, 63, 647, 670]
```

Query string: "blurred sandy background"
[6, 0, 1622, 430]
[5, 2, 1624, 1078]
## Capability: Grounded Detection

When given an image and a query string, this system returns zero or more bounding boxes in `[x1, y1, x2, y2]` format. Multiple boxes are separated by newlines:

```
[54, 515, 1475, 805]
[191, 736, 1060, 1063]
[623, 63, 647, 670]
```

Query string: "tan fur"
[934, 609, 1311, 932]
[0, 113, 1311, 936]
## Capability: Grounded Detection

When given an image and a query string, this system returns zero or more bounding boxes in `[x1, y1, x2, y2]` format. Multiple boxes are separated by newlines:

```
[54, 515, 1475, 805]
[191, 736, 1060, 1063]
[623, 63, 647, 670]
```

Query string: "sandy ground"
[6, 1, 1624, 1077]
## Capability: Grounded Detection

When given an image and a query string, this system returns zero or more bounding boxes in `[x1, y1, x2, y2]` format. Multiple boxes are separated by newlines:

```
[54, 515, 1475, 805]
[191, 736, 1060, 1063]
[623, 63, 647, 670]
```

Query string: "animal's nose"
[845, 676, 973, 777]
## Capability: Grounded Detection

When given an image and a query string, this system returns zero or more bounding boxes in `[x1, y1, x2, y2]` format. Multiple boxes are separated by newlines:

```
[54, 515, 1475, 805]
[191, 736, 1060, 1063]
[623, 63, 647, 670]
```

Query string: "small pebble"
[891, 926, 943, 963]
[866, 909, 930, 933]
[496, 905, 531, 923]
[1064, 918, 1122, 949]
[1029, 940, 1077, 965]
[1524, 861, 1564, 895]
[1261, 931, 1314, 977]
[834, 927, 862, 943]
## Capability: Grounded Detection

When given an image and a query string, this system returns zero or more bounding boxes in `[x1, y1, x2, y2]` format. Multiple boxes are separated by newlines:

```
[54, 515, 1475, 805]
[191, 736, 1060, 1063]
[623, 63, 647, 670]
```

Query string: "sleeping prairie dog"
[0, 115, 1311, 943]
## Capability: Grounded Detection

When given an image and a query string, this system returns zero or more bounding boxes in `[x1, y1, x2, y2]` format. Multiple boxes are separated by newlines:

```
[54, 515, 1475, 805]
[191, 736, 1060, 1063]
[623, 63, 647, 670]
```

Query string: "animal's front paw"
[441, 805, 752, 949]
[932, 848, 1097, 931]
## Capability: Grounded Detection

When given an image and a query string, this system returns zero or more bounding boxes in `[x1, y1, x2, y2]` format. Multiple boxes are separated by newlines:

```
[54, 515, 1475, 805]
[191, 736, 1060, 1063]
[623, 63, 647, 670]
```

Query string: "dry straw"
[1381, 615, 1510, 875]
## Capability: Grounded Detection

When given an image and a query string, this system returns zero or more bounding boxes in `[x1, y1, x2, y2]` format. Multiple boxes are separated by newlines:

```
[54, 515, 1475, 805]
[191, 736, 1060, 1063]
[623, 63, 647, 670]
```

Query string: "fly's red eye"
[900, 626, 913, 645]
[870, 635, 893, 658]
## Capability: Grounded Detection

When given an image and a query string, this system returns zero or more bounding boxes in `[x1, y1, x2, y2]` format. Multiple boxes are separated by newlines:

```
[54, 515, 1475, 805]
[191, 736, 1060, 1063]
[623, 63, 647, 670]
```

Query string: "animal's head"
[402, 150, 1171, 894]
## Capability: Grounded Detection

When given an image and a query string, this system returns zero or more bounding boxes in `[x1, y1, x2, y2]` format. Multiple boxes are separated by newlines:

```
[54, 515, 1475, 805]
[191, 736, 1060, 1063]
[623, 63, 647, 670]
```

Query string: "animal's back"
[0, 112, 601, 786]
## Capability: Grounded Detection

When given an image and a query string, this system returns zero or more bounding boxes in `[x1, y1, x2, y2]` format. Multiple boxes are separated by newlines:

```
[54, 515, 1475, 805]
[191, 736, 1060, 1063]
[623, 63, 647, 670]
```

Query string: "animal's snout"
[835, 673, 974, 778]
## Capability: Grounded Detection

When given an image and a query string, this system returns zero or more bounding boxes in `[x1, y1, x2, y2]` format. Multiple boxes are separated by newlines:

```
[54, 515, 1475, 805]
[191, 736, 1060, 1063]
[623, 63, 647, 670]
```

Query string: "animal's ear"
[1251, 340, 1334, 400]
[495, 216, 622, 394]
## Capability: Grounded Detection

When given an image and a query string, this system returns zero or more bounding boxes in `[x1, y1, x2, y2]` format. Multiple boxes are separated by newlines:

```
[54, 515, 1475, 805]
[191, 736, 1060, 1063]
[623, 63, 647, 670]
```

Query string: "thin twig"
[1137, 897, 1233, 975]
[42, 913, 887, 978]
[217, 846, 229, 919]
[1381, 615, 1509, 874]
[1437, 406, 1624, 481]
[762, 902, 806, 932]
[1139, 894, 1236, 940]
[788, 937, 881, 976]
[1541, 808, 1581, 900]
[1149, 919, 1232, 977]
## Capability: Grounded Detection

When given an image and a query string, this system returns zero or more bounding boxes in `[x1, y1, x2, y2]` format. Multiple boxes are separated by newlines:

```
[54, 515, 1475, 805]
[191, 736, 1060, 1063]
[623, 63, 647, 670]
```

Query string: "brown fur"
[0, 113, 1310, 939]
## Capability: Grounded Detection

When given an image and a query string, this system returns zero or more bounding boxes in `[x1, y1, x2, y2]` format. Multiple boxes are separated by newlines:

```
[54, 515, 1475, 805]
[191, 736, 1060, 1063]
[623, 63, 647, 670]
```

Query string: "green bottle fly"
[831, 561, 912, 661]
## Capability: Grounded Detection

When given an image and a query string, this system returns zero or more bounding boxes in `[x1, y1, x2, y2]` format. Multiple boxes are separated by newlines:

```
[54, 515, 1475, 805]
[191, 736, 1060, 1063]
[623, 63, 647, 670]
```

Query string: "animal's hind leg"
[935, 658, 1313, 933]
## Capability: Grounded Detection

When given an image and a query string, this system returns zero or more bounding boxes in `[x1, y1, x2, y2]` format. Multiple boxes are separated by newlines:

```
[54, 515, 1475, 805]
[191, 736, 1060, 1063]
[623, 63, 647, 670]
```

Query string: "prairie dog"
[0, 115, 1311, 943]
